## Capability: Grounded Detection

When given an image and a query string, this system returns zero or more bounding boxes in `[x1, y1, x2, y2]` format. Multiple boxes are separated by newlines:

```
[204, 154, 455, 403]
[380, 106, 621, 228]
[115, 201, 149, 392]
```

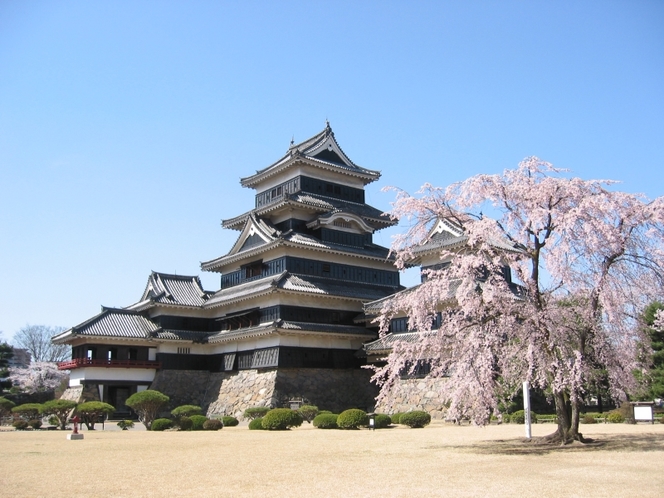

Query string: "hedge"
[298, 405, 319, 423]
[261, 409, 303, 430]
[171, 405, 203, 418]
[607, 410, 625, 423]
[337, 409, 368, 429]
[400, 411, 431, 428]
[313, 413, 338, 429]
[221, 416, 239, 427]
[151, 418, 174, 431]
[390, 413, 404, 424]
[510, 410, 537, 424]
[190, 415, 208, 431]
[178, 416, 193, 431]
[373, 414, 392, 429]
[249, 417, 266, 430]
[243, 407, 270, 420]
[203, 419, 223, 431]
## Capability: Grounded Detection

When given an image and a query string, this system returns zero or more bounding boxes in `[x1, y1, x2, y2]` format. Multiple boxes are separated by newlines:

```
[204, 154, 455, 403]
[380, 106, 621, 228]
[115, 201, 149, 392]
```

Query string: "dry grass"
[2, 422, 663, 497]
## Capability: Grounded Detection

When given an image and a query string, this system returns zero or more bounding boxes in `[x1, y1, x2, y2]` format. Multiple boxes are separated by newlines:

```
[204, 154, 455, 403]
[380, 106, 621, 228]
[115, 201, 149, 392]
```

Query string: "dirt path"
[2, 422, 663, 497]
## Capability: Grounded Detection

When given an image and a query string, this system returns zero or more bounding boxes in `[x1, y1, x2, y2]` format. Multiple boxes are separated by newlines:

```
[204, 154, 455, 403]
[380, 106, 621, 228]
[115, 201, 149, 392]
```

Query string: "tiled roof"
[278, 274, 398, 301]
[204, 271, 398, 308]
[207, 319, 375, 344]
[240, 124, 381, 188]
[204, 272, 285, 308]
[363, 331, 433, 354]
[278, 321, 375, 338]
[62, 308, 159, 340]
[222, 192, 394, 231]
[201, 226, 393, 272]
[152, 330, 215, 342]
[140, 272, 212, 307]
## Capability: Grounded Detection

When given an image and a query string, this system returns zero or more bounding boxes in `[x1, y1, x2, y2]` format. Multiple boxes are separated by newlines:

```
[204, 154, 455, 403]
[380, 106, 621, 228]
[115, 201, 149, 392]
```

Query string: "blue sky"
[1, 1, 662, 342]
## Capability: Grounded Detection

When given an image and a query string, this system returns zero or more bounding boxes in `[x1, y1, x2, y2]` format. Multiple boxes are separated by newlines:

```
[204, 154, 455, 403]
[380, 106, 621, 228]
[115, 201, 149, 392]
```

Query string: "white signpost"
[523, 381, 532, 439]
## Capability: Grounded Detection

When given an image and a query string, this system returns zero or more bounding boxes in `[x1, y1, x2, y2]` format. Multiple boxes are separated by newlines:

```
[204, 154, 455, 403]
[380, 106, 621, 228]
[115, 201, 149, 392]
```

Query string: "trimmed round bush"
[178, 416, 193, 431]
[501, 413, 511, 423]
[28, 419, 42, 430]
[221, 416, 239, 427]
[243, 407, 270, 420]
[261, 408, 303, 430]
[337, 409, 369, 429]
[13, 420, 29, 430]
[249, 417, 266, 430]
[151, 418, 174, 431]
[203, 419, 223, 431]
[116, 420, 134, 430]
[298, 405, 319, 423]
[607, 411, 625, 423]
[374, 414, 392, 429]
[400, 411, 431, 428]
[313, 413, 338, 429]
[510, 410, 537, 425]
[171, 405, 203, 418]
[582, 414, 597, 424]
[390, 413, 403, 424]
[190, 415, 208, 431]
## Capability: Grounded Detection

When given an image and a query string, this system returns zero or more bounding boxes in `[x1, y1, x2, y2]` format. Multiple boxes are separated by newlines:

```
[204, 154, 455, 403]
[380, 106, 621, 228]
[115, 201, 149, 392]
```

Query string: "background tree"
[0, 341, 13, 391]
[42, 399, 77, 430]
[375, 158, 664, 444]
[637, 302, 664, 400]
[13, 325, 69, 363]
[9, 362, 67, 394]
[0, 396, 16, 420]
[125, 390, 169, 430]
[77, 401, 115, 430]
[11, 403, 42, 420]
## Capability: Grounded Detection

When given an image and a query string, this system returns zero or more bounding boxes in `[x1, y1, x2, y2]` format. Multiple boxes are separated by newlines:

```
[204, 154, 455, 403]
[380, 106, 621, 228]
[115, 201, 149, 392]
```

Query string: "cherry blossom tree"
[9, 362, 67, 394]
[373, 157, 664, 443]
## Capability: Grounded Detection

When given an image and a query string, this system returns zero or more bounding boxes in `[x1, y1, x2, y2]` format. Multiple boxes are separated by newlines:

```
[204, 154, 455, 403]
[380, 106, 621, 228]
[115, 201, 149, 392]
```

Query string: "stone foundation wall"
[374, 377, 448, 419]
[206, 370, 278, 419]
[274, 368, 378, 414]
[150, 370, 213, 412]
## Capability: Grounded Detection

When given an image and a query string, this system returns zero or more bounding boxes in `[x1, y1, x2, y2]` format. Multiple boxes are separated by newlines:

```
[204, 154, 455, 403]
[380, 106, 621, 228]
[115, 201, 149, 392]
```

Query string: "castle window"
[177, 347, 191, 355]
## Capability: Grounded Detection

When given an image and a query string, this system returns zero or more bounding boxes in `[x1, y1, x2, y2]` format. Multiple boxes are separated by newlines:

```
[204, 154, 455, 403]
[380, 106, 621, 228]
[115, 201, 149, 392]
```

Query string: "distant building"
[8, 348, 31, 369]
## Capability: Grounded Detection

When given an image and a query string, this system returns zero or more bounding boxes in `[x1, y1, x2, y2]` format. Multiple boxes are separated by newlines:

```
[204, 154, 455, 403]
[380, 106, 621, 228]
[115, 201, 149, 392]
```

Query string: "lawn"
[1, 421, 663, 497]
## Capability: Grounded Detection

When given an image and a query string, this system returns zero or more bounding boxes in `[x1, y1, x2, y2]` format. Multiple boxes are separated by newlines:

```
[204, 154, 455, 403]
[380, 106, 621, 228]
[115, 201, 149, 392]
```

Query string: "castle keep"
[54, 124, 402, 416]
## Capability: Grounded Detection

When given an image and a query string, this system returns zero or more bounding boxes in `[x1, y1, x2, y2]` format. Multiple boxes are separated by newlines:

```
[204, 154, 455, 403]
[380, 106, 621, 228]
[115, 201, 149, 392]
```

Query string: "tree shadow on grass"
[425, 433, 664, 456]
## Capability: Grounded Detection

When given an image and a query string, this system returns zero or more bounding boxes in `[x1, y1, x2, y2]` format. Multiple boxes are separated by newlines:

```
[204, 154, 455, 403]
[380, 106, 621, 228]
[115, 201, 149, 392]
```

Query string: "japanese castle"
[53, 123, 403, 416]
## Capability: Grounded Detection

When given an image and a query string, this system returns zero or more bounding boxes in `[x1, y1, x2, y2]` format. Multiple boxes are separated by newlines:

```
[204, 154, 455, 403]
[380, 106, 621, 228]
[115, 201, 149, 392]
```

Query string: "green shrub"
[13, 420, 29, 430]
[0, 396, 16, 418]
[116, 420, 134, 430]
[151, 418, 174, 431]
[28, 419, 42, 429]
[249, 417, 266, 430]
[373, 414, 392, 429]
[390, 413, 403, 424]
[261, 408, 303, 430]
[298, 405, 319, 423]
[400, 411, 431, 428]
[337, 409, 369, 429]
[501, 413, 511, 423]
[171, 405, 203, 418]
[581, 415, 597, 424]
[243, 407, 270, 420]
[178, 416, 193, 431]
[313, 413, 338, 429]
[510, 410, 537, 424]
[12, 403, 42, 420]
[125, 390, 169, 430]
[318, 410, 333, 415]
[77, 401, 115, 430]
[203, 419, 223, 431]
[190, 415, 208, 431]
[607, 410, 625, 423]
[48, 415, 59, 427]
[221, 416, 239, 427]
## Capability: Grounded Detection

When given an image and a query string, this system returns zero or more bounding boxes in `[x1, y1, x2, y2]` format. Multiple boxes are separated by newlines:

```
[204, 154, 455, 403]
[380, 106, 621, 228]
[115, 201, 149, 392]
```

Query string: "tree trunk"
[539, 390, 585, 444]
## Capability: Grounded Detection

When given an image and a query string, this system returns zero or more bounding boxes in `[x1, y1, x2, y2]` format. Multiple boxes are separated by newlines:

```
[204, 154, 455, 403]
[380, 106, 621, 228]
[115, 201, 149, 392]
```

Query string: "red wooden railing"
[57, 358, 162, 371]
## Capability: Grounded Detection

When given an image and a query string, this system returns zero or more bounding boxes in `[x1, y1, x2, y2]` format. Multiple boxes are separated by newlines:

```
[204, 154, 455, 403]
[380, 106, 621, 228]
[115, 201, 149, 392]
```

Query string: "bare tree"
[13, 325, 70, 363]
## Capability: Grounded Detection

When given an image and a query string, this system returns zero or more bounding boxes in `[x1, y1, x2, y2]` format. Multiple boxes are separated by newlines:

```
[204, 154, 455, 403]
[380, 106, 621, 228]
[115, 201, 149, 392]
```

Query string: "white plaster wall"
[68, 367, 157, 385]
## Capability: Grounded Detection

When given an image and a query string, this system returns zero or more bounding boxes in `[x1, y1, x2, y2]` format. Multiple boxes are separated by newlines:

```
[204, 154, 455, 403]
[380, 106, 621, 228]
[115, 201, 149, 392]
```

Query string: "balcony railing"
[57, 359, 162, 371]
